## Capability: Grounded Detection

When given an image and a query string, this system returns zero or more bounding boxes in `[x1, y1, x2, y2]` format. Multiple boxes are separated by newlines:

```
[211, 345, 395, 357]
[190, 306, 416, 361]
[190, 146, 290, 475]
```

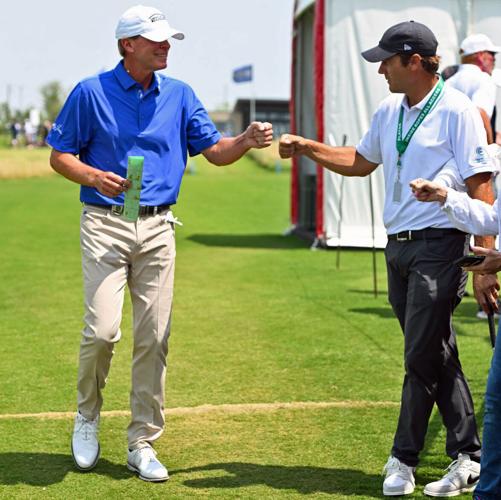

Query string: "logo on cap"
[149, 13, 166, 23]
[404, 44, 412, 51]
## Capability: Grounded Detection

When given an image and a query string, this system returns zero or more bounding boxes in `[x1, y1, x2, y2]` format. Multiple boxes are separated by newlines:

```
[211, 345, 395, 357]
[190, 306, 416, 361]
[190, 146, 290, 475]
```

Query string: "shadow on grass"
[0, 453, 130, 485]
[187, 234, 309, 250]
[173, 462, 382, 497]
[348, 307, 395, 319]
[347, 289, 389, 296]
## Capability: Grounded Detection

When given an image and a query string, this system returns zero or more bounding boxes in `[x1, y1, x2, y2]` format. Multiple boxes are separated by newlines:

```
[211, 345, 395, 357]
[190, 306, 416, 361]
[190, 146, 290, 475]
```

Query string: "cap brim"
[361, 45, 396, 63]
[142, 27, 185, 42]
[462, 45, 501, 56]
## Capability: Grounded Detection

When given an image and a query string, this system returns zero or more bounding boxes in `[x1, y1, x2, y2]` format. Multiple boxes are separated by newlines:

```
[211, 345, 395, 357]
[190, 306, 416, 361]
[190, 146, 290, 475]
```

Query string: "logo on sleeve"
[52, 123, 63, 135]
[471, 146, 488, 166]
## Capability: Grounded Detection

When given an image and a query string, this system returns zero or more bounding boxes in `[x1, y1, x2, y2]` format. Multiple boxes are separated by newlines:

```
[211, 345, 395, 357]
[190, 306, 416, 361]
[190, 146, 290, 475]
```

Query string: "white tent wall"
[293, 0, 501, 248]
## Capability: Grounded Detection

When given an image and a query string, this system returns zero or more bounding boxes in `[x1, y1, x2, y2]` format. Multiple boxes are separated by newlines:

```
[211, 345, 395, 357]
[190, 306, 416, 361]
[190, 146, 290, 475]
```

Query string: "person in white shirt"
[279, 20, 496, 497]
[446, 34, 500, 144]
[446, 34, 501, 320]
[410, 173, 501, 500]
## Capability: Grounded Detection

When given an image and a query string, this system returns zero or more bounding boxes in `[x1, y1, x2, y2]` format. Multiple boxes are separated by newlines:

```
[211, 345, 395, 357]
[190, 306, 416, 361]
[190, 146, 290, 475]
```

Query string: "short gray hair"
[117, 36, 140, 57]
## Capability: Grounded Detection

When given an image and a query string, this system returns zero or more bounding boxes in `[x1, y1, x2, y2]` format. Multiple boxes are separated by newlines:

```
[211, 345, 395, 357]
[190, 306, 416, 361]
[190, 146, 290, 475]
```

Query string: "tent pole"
[336, 134, 347, 269]
[368, 173, 378, 298]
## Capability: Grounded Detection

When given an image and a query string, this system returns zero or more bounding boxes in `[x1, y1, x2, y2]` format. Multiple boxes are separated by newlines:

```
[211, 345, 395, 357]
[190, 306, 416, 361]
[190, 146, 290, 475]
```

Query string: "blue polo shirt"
[47, 61, 221, 206]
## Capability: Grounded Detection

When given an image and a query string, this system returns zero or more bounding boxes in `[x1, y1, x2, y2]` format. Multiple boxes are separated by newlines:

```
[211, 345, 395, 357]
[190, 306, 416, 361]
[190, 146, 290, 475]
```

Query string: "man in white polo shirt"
[279, 20, 496, 497]
[446, 34, 499, 145]
[446, 34, 500, 321]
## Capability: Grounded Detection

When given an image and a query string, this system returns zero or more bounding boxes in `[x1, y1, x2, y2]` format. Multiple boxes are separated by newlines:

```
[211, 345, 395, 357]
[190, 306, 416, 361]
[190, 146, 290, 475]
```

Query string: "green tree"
[40, 81, 66, 122]
[0, 102, 12, 128]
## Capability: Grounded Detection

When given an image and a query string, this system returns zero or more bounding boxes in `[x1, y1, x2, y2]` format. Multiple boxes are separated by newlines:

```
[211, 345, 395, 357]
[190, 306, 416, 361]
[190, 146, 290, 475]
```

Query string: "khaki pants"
[77, 204, 176, 449]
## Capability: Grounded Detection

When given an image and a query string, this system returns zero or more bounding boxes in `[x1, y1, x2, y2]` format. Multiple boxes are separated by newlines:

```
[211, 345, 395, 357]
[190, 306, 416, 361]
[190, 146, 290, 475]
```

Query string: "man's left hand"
[467, 246, 501, 313]
[244, 122, 273, 149]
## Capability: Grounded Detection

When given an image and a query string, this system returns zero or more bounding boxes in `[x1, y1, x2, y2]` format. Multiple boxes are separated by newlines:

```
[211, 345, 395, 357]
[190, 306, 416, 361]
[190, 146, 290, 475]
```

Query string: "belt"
[85, 203, 171, 216]
[387, 228, 467, 242]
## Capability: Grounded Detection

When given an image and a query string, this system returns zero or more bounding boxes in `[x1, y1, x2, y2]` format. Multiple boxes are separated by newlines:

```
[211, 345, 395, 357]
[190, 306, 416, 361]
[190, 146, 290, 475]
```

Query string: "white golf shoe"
[383, 455, 416, 496]
[424, 454, 480, 497]
[127, 445, 169, 482]
[71, 412, 100, 470]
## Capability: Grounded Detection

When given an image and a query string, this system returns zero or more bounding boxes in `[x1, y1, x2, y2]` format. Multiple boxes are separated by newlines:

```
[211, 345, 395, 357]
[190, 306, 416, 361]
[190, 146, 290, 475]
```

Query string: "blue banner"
[232, 65, 253, 83]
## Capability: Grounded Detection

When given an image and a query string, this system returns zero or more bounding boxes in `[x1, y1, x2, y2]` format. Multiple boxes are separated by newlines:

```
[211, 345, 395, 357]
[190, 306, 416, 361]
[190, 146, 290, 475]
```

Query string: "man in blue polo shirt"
[47, 4, 273, 482]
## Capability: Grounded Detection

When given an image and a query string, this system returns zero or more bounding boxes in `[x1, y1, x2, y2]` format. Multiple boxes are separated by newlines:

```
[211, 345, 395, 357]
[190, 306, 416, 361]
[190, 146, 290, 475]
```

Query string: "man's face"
[478, 51, 496, 75]
[127, 36, 171, 72]
[378, 54, 410, 93]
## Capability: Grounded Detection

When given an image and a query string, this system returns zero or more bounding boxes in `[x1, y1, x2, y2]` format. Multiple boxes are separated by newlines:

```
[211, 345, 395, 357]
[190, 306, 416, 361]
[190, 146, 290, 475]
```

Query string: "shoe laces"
[442, 454, 472, 481]
[136, 446, 157, 463]
[383, 456, 413, 477]
[75, 414, 98, 441]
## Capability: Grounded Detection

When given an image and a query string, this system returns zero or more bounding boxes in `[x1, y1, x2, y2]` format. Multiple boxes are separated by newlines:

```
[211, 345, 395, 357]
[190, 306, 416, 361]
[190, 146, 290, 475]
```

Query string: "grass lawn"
[0, 150, 494, 498]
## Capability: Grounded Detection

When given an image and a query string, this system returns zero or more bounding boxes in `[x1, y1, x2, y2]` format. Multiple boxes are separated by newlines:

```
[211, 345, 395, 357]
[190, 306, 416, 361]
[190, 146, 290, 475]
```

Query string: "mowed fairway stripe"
[0, 400, 399, 420]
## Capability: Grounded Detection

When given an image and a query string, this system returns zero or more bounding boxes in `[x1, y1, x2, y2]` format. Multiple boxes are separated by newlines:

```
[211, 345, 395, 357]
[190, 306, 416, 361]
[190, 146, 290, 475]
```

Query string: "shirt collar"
[458, 64, 482, 74]
[401, 77, 442, 112]
[113, 60, 161, 94]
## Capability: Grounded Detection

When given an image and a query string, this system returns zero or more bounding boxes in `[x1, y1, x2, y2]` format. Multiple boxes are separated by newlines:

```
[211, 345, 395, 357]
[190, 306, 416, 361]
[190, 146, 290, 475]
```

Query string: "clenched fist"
[409, 178, 448, 204]
[244, 122, 273, 149]
[279, 133, 308, 158]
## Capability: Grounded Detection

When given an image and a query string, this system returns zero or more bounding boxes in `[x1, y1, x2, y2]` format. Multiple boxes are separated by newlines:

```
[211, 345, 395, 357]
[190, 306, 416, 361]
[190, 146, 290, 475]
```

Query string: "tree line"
[0, 81, 66, 147]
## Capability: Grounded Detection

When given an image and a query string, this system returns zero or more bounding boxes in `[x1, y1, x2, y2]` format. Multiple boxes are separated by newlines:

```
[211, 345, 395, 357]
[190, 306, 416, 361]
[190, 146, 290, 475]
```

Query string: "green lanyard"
[393, 77, 444, 203]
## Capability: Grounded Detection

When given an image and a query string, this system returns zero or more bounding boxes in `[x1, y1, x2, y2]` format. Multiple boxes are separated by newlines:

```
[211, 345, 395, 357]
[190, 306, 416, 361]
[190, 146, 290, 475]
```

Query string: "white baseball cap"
[115, 5, 185, 42]
[460, 33, 500, 56]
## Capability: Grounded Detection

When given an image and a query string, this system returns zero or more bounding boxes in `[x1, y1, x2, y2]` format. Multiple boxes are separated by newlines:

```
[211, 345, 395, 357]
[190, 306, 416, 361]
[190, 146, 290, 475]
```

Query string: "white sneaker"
[476, 310, 488, 320]
[382, 456, 416, 496]
[71, 412, 100, 470]
[424, 454, 480, 497]
[127, 446, 169, 482]
[476, 309, 500, 320]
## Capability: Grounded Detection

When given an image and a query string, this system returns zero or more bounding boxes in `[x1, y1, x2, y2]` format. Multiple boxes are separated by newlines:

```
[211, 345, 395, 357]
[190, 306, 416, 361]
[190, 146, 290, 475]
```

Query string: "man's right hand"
[472, 271, 500, 313]
[94, 171, 130, 198]
[409, 178, 448, 204]
[279, 134, 308, 158]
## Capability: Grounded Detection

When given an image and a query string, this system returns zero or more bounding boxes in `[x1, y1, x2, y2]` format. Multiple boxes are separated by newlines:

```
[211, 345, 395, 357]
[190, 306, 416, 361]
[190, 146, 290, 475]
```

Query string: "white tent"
[291, 0, 501, 248]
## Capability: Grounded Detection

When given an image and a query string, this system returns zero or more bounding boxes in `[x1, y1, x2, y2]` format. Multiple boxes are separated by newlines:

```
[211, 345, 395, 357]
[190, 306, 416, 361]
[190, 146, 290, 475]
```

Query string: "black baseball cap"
[361, 21, 438, 63]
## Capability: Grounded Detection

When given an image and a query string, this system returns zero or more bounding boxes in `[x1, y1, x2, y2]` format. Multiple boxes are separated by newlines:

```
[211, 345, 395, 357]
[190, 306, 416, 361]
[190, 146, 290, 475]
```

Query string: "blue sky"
[4, 0, 294, 112]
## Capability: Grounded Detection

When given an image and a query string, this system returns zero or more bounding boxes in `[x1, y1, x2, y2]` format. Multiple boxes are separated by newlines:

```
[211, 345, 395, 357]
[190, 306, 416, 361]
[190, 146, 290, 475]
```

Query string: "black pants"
[385, 233, 481, 467]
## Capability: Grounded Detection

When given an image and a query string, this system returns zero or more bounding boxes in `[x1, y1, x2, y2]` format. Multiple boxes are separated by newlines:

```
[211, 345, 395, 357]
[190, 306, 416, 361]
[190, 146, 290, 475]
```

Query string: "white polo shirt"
[446, 64, 496, 117]
[357, 82, 494, 234]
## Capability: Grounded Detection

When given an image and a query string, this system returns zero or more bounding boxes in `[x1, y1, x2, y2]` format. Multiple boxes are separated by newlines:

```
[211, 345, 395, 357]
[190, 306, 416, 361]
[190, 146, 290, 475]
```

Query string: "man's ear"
[409, 53, 423, 70]
[120, 38, 135, 54]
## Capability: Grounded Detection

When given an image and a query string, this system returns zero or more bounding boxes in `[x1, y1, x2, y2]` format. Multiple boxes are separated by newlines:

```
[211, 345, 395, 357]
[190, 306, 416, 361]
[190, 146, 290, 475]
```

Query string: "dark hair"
[398, 53, 440, 75]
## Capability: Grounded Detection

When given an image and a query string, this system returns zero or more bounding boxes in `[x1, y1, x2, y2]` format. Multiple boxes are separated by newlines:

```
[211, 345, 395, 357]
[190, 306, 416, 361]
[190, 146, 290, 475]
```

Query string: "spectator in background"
[38, 121, 51, 147]
[446, 34, 499, 144]
[24, 119, 37, 147]
[9, 121, 21, 147]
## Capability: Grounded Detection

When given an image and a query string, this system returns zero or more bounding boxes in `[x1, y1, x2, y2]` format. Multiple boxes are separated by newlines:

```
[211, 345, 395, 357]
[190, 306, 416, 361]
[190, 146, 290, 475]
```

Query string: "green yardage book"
[123, 156, 144, 221]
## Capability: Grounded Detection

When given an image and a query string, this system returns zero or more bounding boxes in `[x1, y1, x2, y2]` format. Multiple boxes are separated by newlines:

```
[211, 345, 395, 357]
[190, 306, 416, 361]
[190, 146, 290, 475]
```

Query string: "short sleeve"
[356, 107, 383, 164]
[451, 106, 495, 180]
[46, 83, 92, 154]
[185, 89, 221, 156]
